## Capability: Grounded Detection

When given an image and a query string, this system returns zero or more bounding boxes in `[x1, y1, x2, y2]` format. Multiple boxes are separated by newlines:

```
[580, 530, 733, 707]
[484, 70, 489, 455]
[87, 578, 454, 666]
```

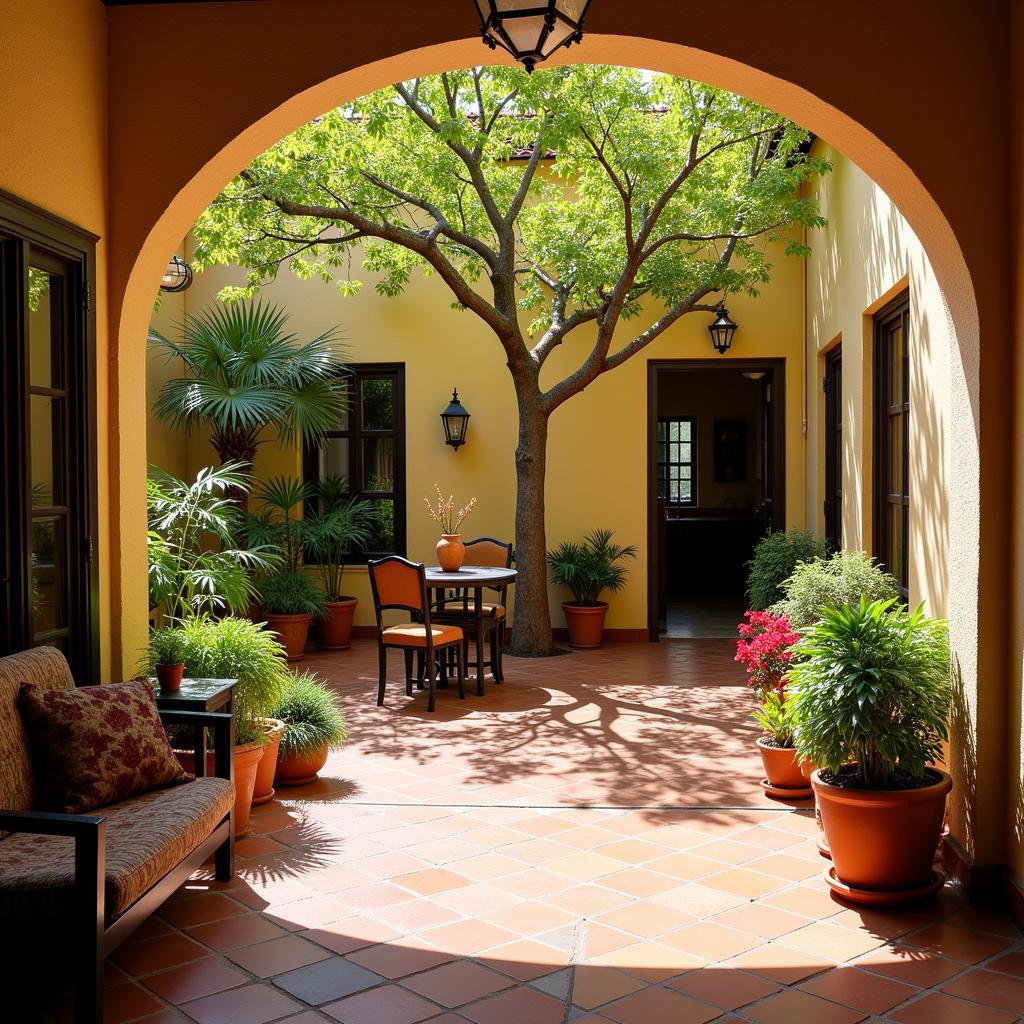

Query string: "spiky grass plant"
[272, 672, 349, 757]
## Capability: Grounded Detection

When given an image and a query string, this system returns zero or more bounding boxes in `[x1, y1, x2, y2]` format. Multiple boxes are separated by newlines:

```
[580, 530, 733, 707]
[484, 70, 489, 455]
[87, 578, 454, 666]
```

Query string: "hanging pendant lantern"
[474, 1, 593, 73]
[160, 255, 193, 293]
[709, 306, 738, 355]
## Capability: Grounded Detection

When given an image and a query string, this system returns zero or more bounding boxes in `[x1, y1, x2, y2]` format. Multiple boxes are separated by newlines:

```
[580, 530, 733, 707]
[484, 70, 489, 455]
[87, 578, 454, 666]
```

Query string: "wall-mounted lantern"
[474, 0, 593, 73]
[160, 255, 193, 293]
[708, 306, 738, 354]
[441, 388, 471, 450]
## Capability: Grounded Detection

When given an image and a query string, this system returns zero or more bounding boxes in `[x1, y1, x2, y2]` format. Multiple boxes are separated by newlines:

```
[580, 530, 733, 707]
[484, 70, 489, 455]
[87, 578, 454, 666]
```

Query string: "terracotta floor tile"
[401, 959, 514, 1006]
[143, 958, 248, 1004]
[690, 839, 764, 865]
[591, 839, 662, 865]
[547, 884, 629, 917]
[712, 903, 811, 939]
[373, 897, 462, 932]
[419, 919, 518, 956]
[988, 949, 1024, 978]
[227, 934, 332, 977]
[499, 868, 576, 898]
[321, 984, 439, 1024]
[299, 917, 402, 955]
[397, 867, 471, 896]
[668, 965, 780, 1009]
[272, 958, 384, 1005]
[600, 868, 681, 897]
[941, 965, 1024, 1013]
[546, 852, 626, 882]
[750, 853, 823, 882]
[102, 982, 166, 1024]
[347, 939, 455, 979]
[160, 893, 248, 928]
[944, 906, 1021, 938]
[742, 988, 867, 1024]
[651, 882, 748, 917]
[601, 985, 721, 1024]
[798, 965, 919, 1014]
[887, 991, 1021, 1024]
[431, 882, 522, 916]
[458, 985, 566, 1024]
[763, 884, 844, 919]
[112, 932, 209, 975]
[853, 943, 963, 987]
[725, 941, 833, 984]
[502, 838, 573, 864]
[189, 914, 291, 952]
[596, 902, 693, 939]
[828, 906, 933, 942]
[585, 922, 639, 958]
[445, 852, 525, 881]
[661, 921, 762, 960]
[479, 938, 569, 980]
[645, 852, 724, 882]
[779, 921, 887, 963]
[484, 899, 575, 935]
[595, 940, 706, 981]
[347, 852, 432, 879]
[181, 982, 302, 1024]
[903, 922, 1014, 963]
[570, 965, 646, 1009]
[701, 867, 787, 899]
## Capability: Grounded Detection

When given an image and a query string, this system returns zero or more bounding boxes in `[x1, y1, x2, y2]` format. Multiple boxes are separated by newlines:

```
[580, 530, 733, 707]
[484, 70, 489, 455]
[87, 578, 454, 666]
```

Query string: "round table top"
[424, 565, 517, 587]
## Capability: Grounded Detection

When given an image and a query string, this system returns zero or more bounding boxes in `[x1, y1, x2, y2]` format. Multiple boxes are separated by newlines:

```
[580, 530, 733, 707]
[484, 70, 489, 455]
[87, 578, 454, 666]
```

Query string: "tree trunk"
[509, 397, 554, 656]
[211, 428, 258, 511]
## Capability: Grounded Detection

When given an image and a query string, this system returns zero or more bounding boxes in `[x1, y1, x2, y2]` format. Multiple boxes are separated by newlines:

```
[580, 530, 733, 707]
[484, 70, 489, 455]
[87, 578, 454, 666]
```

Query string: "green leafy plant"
[145, 616, 291, 745]
[149, 300, 349, 479]
[752, 690, 795, 748]
[247, 476, 311, 573]
[147, 626, 187, 667]
[772, 550, 898, 628]
[746, 529, 827, 611]
[547, 529, 638, 607]
[272, 671, 349, 757]
[787, 599, 951, 789]
[304, 476, 380, 600]
[147, 463, 279, 619]
[259, 570, 329, 618]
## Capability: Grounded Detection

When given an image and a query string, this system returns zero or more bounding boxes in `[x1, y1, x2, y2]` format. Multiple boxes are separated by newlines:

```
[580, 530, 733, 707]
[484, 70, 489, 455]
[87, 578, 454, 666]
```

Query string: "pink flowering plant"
[735, 610, 799, 701]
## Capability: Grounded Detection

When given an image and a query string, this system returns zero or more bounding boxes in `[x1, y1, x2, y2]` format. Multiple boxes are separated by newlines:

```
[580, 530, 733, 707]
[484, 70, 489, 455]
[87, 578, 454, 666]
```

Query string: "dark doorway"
[823, 344, 843, 551]
[647, 360, 785, 639]
[0, 192, 98, 682]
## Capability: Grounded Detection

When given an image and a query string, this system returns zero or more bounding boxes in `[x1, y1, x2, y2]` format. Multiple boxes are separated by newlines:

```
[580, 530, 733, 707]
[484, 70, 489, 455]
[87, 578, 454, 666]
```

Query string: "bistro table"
[152, 677, 237, 778]
[424, 565, 517, 695]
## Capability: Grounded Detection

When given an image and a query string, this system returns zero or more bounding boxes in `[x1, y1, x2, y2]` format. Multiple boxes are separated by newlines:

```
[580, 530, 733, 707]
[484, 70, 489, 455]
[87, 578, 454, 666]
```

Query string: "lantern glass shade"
[475, 0, 592, 72]
[160, 255, 193, 293]
[708, 307, 738, 354]
[441, 389, 471, 449]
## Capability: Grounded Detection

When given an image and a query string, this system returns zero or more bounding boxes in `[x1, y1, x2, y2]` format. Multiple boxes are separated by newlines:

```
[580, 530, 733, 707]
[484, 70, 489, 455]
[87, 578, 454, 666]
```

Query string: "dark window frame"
[303, 363, 406, 563]
[0, 189, 99, 683]
[656, 415, 698, 507]
[873, 293, 910, 601]
[823, 343, 843, 552]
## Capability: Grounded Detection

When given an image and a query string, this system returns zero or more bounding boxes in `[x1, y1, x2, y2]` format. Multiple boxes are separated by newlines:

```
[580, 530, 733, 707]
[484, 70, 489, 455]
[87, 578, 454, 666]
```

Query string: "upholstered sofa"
[0, 647, 235, 1023]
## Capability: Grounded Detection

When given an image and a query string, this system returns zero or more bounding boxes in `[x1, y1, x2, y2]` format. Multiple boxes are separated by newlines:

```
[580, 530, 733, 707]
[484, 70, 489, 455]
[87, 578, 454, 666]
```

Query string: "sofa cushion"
[19, 678, 191, 813]
[0, 776, 233, 925]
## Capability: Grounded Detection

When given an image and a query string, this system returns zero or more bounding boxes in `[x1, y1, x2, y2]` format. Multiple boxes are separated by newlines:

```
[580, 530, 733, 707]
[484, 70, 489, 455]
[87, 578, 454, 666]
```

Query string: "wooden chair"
[368, 556, 466, 712]
[433, 537, 512, 684]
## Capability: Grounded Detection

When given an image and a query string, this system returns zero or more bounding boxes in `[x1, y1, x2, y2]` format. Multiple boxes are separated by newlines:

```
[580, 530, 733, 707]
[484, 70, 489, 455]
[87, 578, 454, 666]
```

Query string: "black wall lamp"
[160, 255, 193, 293]
[441, 389, 471, 450]
[474, 1, 593, 73]
[708, 306, 738, 354]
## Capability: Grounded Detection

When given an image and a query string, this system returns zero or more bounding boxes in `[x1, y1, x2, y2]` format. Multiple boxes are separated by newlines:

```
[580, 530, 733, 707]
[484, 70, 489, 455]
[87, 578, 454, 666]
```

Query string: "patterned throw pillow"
[18, 679, 192, 813]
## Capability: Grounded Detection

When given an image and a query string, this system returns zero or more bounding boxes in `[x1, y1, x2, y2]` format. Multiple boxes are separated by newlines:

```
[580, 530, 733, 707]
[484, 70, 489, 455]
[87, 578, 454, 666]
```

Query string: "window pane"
[889, 503, 905, 586]
[28, 269, 62, 389]
[669, 421, 679, 443]
[889, 413, 904, 494]
[680, 480, 692, 501]
[657, 421, 666, 443]
[363, 437, 394, 492]
[680, 442, 691, 463]
[319, 437, 350, 482]
[31, 517, 66, 635]
[890, 321, 905, 405]
[681, 420, 692, 442]
[361, 376, 394, 430]
[365, 498, 395, 551]
[30, 395, 64, 507]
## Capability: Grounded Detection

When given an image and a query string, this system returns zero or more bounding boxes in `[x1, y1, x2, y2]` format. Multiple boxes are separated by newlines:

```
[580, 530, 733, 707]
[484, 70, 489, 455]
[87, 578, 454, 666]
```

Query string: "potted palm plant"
[788, 598, 952, 904]
[304, 475, 379, 650]
[149, 300, 349, 509]
[272, 672, 350, 786]
[547, 529, 637, 648]
[148, 626, 186, 693]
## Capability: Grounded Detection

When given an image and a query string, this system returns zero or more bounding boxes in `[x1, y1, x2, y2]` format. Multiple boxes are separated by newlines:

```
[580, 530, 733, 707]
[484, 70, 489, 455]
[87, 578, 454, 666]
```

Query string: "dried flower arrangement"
[423, 485, 477, 536]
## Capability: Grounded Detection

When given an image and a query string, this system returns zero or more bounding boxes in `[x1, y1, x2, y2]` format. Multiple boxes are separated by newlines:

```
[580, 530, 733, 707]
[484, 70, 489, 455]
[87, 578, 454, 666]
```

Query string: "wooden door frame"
[0, 189, 99, 681]
[823, 343, 843, 551]
[646, 358, 787, 642]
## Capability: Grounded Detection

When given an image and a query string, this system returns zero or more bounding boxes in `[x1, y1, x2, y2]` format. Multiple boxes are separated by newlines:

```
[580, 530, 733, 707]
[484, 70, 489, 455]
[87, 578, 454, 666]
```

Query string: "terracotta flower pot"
[812, 767, 952, 903]
[319, 597, 358, 651]
[252, 718, 286, 806]
[247, 601, 265, 625]
[757, 737, 813, 799]
[155, 662, 184, 693]
[275, 743, 330, 787]
[563, 601, 608, 648]
[176, 739, 264, 838]
[265, 612, 311, 661]
[437, 534, 465, 572]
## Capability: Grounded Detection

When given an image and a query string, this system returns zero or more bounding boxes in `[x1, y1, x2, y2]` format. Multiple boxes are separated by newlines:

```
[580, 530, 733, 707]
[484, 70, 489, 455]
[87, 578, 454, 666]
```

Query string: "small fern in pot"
[272, 672, 349, 787]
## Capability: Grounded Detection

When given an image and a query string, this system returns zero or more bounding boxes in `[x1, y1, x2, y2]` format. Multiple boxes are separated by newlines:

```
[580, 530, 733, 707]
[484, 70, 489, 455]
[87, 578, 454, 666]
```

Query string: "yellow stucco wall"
[0, 0, 112, 679]
[148, 230, 807, 632]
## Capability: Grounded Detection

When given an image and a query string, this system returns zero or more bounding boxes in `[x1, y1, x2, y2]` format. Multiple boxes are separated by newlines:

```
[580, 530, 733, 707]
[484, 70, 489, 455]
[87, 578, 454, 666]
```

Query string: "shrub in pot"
[746, 529, 826, 611]
[147, 625, 187, 693]
[735, 610, 809, 798]
[259, 570, 328, 661]
[272, 672, 349, 786]
[547, 529, 637, 648]
[304, 475, 380, 651]
[772, 550, 898, 628]
[788, 598, 952, 904]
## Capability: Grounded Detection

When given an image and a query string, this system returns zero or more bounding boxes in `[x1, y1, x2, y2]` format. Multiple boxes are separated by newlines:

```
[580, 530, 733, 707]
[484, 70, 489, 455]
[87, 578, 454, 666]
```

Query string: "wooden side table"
[153, 678, 237, 777]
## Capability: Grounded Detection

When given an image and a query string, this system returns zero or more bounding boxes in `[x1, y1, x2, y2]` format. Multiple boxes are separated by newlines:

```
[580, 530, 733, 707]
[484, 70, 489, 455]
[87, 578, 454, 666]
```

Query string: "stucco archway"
[109, 26, 1003, 874]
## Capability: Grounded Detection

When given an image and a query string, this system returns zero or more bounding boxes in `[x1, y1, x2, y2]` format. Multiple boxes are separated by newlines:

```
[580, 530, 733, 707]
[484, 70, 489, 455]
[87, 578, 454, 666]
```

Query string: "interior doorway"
[647, 360, 785, 639]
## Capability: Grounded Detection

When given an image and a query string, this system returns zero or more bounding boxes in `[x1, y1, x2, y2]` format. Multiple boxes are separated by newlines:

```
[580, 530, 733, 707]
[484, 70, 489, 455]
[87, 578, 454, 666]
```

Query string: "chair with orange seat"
[368, 556, 466, 712]
[433, 537, 512, 684]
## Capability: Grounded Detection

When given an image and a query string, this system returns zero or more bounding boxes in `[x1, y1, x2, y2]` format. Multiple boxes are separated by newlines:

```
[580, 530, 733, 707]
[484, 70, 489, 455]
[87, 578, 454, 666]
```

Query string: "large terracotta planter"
[176, 739, 264, 838]
[812, 767, 951, 904]
[275, 742, 329, 787]
[756, 737, 812, 799]
[563, 601, 608, 648]
[436, 534, 465, 572]
[265, 612, 311, 661]
[319, 597, 358, 651]
[252, 718, 286, 806]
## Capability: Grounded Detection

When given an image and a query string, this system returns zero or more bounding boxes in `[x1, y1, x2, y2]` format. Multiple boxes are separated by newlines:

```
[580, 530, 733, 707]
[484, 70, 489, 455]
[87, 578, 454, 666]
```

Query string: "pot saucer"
[761, 778, 813, 801]
[817, 836, 832, 859]
[824, 865, 945, 906]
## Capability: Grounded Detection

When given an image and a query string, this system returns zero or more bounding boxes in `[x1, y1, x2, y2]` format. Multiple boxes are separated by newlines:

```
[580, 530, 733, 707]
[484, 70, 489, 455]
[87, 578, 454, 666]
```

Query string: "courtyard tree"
[193, 65, 828, 655]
